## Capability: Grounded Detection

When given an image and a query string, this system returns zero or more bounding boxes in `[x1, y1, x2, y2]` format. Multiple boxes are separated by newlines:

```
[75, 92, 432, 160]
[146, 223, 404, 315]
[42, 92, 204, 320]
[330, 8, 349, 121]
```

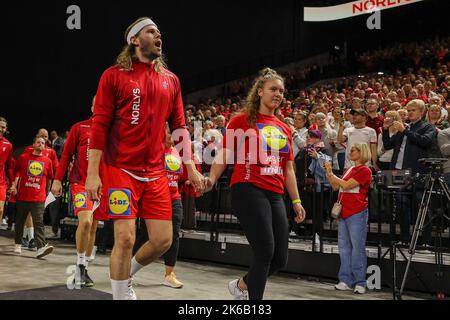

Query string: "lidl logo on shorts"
[108, 189, 131, 216]
[257, 124, 289, 153]
[165, 154, 181, 173]
[27, 160, 44, 177]
[74, 193, 87, 209]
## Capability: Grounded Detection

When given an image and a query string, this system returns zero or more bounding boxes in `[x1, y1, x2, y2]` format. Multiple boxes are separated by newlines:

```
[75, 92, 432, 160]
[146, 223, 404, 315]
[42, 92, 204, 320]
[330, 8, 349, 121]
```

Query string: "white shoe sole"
[36, 246, 53, 259]
[163, 281, 183, 288]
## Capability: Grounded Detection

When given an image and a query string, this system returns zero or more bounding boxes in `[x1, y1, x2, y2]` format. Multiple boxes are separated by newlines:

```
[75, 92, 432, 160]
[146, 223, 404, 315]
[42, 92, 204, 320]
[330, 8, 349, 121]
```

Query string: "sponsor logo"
[257, 124, 289, 153]
[162, 81, 169, 90]
[27, 161, 44, 177]
[108, 189, 131, 216]
[165, 154, 181, 173]
[74, 193, 87, 209]
[131, 87, 141, 125]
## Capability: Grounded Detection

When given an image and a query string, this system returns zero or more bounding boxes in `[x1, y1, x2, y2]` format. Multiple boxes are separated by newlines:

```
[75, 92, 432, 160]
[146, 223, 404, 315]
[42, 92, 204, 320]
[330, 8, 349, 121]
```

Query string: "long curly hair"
[243, 68, 284, 127]
[116, 17, 167, 73]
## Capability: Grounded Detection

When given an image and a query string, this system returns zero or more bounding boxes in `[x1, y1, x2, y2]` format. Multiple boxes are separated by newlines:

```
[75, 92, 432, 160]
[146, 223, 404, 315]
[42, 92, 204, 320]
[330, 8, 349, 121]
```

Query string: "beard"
[140, 43, 161, 61]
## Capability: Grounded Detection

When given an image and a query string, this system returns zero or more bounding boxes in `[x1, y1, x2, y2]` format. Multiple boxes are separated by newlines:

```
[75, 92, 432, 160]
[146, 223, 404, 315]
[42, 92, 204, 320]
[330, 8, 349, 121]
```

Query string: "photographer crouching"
[323, 143, 372, 294]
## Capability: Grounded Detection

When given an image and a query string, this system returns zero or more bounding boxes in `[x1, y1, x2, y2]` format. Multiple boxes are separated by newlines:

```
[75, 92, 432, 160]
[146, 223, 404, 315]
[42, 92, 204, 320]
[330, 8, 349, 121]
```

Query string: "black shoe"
[21, 238, 29, 247]
[82, 270, 94, 287]
[97, 245, 106, 254]
[77, 264, 86, 286]
[28, 238, 37, 250]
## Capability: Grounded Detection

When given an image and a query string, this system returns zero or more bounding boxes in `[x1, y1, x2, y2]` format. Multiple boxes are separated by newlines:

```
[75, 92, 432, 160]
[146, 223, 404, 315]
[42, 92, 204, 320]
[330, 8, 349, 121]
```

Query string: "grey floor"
[0, 228, 425, 300]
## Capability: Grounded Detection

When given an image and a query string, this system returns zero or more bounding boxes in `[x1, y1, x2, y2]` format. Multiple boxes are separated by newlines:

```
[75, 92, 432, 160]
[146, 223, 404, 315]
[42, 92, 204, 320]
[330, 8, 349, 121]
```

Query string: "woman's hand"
[323, 161, 333, 175]
[293, 203, 306, 223]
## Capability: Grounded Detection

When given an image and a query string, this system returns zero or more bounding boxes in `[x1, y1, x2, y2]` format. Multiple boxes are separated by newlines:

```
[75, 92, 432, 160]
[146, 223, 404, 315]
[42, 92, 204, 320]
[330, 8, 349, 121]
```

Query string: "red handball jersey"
[24, 145, 59, 175]
[91, 61, 190, 176]
[340, 165, 372, 219]
[164, 146, 183, 201]
[15, 153, 53, 202]
[55, 119, 91, 184]
[223, 113, 294, 194]
[0, 137, 14, 186]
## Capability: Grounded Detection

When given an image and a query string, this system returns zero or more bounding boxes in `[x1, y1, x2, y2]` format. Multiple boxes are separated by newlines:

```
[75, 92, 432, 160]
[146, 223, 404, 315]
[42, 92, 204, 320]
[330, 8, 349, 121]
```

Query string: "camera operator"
[382, 99, 435, 245]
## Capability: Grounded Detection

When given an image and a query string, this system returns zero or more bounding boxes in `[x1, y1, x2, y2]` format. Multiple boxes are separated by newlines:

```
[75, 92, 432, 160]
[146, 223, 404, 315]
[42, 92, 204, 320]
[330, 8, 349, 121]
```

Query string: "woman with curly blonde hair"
[206, 68, 306, 300]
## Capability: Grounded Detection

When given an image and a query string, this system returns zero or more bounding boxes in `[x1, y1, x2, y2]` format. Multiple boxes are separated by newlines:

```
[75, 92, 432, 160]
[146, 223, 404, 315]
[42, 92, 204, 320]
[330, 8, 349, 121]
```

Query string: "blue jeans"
[338, 208, 368, 288]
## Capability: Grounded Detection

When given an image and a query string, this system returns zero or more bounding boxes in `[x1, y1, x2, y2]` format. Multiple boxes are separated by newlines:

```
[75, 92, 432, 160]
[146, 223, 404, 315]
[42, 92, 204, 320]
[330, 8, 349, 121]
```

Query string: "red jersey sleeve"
[55, 123, 78, 181]
[6, 143, 14, 184]
[46, 158, 54, 180]
[169, 75, 192, 163]
[222, 113, 246, 149]
[49, 148, 59, 175]
[91, 69, 116, 151]
[351, 166, 372, 187]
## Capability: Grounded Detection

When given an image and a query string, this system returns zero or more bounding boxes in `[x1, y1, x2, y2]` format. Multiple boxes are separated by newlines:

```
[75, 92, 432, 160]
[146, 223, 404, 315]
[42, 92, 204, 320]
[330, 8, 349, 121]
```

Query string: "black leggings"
[231, 183, 289, 300]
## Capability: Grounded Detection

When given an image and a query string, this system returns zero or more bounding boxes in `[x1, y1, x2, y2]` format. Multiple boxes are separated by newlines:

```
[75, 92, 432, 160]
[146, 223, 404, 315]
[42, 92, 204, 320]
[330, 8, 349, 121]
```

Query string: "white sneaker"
[354, 285, 366, 294]
[126, 278, 137, 300]
[334, 282, 353, 291]
[1, 219, 7, 226]
[14, 244, 21, 254]
[163, 272, 184, 288]
[36, 244, 54, 259]
[228, 279, 248, 300]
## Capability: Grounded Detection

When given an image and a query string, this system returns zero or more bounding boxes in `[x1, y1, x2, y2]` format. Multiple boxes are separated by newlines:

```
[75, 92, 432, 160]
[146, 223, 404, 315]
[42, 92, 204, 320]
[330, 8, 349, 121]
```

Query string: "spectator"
[365, 99, 384, 135]
[324, 142, 372, 294]
[50, 130, 65, 159]
[338, 109, 378, 171]
[291, 112, 309, 159]
[377, 111, 401, 170]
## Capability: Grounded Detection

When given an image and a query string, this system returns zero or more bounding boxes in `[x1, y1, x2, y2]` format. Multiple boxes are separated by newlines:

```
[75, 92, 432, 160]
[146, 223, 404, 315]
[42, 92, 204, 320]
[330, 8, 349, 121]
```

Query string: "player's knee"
[116, 233, 135, 250]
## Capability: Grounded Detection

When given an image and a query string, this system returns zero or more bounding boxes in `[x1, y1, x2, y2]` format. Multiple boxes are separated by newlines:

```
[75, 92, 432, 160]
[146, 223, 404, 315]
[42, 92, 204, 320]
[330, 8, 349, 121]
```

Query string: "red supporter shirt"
[223, 113, 294, 194]
[91, 61, 189, 177]
[164, 146, 183, 201]
[55, 119, 91, 184]
[340, 165, 372, 218]
[24, 145, 58, 175]
[366, 114, 384, 135]
[15, 153, 53, 202]
[0, 137, 14, 186]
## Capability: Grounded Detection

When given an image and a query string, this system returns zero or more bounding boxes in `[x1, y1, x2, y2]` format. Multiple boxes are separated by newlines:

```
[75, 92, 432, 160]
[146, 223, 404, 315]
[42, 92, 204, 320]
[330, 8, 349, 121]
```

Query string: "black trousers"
[15, 201, 47, 249]
[231, 183, 289, 300]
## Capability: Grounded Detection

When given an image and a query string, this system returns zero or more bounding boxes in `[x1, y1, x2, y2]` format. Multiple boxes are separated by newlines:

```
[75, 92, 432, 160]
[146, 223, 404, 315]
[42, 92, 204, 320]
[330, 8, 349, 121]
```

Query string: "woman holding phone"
[377, 111, 401, 170]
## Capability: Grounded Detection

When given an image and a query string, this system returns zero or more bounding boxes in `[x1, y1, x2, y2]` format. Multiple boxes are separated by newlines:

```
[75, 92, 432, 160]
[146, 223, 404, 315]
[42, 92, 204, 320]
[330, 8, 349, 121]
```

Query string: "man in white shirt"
[338, 109, 378, 171]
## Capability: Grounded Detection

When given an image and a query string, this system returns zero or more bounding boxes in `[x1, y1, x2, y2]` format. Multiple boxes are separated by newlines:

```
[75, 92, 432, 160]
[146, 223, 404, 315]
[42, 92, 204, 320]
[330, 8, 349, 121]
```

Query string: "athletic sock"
[110, 279, 129, 300]
[28, 227, 34, 240]
[23, 227, 28, 239]
[77, 252, 86, 266]
[130, 256, 144, 277]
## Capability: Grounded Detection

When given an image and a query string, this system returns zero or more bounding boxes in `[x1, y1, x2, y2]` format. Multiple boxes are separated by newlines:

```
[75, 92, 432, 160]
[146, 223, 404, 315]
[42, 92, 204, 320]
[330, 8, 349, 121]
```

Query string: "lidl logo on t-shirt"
[74, 193, 87, 209]
[108, 189, 131, 216]
[257, 124, 289, 153]
[165, 154, 181, 173]
[27, 161, 44, 177]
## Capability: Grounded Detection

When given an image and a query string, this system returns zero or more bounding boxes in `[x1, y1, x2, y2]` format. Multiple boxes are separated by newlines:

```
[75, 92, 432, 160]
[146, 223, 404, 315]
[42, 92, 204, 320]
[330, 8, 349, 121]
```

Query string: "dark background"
[0, 0, 447, 147]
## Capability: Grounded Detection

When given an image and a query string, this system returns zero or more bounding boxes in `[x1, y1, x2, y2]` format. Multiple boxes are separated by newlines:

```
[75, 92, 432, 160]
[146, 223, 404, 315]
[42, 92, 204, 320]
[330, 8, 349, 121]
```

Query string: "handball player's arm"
[170, 76, 205, 192]
[86, 70, 116, 201]
[285, 160, 306, 223]
[53, 125, 77, 196]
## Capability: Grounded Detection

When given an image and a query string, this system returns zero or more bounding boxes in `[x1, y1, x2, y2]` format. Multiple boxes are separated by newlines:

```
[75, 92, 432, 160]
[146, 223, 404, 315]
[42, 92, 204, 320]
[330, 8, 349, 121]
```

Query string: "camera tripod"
[399, 171, 450, 300]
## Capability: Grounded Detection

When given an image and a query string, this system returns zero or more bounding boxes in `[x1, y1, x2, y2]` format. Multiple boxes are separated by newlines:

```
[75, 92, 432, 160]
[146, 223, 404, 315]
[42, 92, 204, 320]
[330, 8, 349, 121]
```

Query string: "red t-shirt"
[223, 113, 293, 194]
[24, 145, 59, 175]
[366, 114, 384, 136]
[15, 153, 53, 202]
[164, 146, 183, 201]
[339, 165, 372, 218]
[0, 137, 14, 186]
[55, 119, 91, 184]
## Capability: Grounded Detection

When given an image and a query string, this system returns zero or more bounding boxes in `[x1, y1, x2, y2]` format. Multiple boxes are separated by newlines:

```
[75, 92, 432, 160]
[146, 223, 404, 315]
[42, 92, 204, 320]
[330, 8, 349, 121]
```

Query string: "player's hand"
[188, 169, 205, 193]
[51, 180, 63, 197]
[85, 174, 102, 202]
[293, 203, 306, 223]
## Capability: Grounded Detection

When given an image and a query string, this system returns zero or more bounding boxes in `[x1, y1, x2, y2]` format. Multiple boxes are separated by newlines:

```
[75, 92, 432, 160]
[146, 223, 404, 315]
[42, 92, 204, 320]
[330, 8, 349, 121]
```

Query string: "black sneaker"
[28, 238, 37, 250]
[21, 238, 29, 247]
[76, 264, 86, 286]
[83, 270, 94, 287]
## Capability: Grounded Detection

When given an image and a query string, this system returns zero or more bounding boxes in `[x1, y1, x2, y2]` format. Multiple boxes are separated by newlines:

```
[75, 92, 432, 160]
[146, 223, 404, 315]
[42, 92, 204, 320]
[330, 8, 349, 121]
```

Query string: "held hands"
[187, 169, 206, 194]
[8, 184, 17, 196]
[51, 180, 63, 197]
[293, 203, 306, 224]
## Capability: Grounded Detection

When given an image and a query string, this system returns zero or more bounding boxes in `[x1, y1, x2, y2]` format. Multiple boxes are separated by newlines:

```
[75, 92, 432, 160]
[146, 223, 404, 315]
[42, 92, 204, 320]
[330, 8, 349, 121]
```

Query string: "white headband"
[126, 18, 157, 45]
